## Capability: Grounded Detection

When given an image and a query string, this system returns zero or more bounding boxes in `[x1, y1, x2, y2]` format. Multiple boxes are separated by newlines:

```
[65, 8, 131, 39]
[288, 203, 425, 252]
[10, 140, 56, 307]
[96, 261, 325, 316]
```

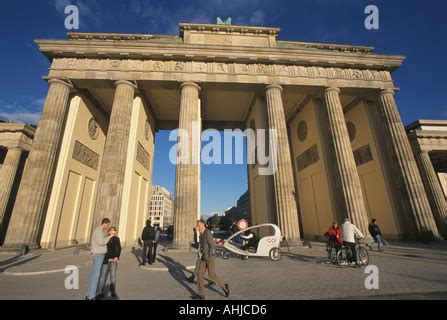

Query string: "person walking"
[368, 219, 384, 252]
[140, 219, 156, 265]
[85, 218, 111, 300]
[152, 226, 161, 264]
[341, 218, 364, 268]
[96, 227, 121, 299]
[195, 219, 229, 300]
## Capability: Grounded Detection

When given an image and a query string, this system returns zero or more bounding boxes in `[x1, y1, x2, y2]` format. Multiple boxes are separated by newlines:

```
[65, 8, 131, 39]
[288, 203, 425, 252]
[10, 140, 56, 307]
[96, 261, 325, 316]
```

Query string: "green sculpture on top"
[216, 17, 232, 25]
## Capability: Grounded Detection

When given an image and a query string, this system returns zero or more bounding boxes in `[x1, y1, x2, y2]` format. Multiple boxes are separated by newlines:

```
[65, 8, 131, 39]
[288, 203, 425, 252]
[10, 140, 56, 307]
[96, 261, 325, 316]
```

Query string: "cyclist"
[324, 221, 343, 252]
[341, 218, 364, 268]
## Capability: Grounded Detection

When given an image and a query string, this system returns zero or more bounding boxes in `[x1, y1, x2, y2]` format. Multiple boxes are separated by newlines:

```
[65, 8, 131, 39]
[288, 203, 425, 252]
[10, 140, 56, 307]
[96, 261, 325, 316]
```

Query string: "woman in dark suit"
[97, 227, 121, 299]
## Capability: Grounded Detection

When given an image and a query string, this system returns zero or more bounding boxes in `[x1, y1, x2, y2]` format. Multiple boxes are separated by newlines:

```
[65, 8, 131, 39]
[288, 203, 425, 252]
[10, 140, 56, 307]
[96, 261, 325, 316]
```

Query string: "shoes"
[186, 275, 195, 283]
[95, 293, 104, 300]
[111, 292, 117, 298]
[208, 281, 215, 286]
[149, 262, 153, 265]
[139, 263, 146, 266]
[193, 294, 205, 300]
[223, 284, 230, 298]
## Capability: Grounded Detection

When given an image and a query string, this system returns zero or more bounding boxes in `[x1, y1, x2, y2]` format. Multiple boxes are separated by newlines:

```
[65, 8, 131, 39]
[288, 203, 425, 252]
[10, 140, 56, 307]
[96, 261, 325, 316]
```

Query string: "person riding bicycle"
[324, 221, 343, 251]
[341, 218, 364, 268]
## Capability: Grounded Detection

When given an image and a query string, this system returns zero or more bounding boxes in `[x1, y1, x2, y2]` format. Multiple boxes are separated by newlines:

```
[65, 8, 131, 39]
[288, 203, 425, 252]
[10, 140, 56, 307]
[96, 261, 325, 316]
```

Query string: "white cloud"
[249, 10, 265, 26]
[130, 0, 142, 14]
[0, 112, 41, 125]
[49, 0, 104, 29]
[50, 0, 72, 13]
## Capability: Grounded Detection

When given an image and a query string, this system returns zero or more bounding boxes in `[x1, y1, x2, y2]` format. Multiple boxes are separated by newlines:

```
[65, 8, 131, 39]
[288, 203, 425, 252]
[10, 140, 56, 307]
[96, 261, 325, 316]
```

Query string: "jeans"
[373, 235, 383, 251]
[142, 240, 154, 264]
[86, 253, 105, 300]
[97, 262, 117, 295]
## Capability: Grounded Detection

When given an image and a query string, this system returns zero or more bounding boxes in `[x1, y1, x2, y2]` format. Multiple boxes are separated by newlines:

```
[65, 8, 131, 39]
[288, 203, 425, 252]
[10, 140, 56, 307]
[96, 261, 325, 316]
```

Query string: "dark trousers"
[142, 240, 154, 264]
[152, 242, 158, 263]
[197, 256, 225, 296]
[344, 241, 357, 264]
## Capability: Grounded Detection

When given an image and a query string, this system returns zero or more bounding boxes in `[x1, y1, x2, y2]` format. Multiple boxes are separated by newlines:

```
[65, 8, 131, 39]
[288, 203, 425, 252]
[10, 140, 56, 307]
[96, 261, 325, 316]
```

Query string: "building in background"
[0, 122, 35, 244]
[407, 120, 447, 236]
[149, 185, 174, 229]
[225, 190, 251, 224]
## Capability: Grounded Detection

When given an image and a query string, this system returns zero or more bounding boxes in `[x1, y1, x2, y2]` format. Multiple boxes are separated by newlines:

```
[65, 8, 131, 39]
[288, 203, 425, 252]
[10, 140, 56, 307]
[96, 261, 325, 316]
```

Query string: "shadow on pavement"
[158, 254, 197, 298]
[0, 254, 41, 273]
[131, 247, 143, 264]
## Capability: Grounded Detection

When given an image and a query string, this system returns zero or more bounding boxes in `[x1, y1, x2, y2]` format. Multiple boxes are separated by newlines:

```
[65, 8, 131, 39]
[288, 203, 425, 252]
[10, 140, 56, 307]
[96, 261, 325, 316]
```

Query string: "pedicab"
[221, 223, 283, 261]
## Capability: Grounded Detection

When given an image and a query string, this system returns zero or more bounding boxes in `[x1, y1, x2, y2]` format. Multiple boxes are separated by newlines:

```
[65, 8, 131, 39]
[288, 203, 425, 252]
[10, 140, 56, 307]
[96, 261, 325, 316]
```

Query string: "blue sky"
[0, 0, 446, 216]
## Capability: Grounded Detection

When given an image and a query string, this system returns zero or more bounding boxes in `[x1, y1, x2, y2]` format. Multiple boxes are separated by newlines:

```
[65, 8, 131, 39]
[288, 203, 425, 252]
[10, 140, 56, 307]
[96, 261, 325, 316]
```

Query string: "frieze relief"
[52, 58, 391, 82]
[72, 140, 99, 170]
[136, 142, 150, 168]
[297, 144, 319, 172]
[353, 144, 373, 166]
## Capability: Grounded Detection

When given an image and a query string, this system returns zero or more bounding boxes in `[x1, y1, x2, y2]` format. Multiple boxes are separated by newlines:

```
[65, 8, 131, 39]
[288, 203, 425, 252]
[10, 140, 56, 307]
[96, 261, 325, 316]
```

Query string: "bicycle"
[336, 239, 369, 268]
[325, 241, 338, 264]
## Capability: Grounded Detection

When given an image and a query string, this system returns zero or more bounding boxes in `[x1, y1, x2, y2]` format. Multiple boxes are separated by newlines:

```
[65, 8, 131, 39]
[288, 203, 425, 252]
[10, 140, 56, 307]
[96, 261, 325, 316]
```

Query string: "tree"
[219, 215, 232, 231]
[210, 214, 221, 228]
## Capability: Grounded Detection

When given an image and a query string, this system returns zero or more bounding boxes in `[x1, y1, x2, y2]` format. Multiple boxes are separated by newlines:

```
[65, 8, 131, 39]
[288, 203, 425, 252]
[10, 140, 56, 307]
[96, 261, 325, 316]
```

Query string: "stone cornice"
[179, 22, 281, 36]
[35, 38, 405, 71]
[67, 32, 180, 42]
[0, 123, 36, 139]
[277, 40, 373, 54]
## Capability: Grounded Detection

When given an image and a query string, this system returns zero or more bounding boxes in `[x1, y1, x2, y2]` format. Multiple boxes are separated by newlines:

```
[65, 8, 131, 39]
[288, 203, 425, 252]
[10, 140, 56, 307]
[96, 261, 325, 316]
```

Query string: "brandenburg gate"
[1, 22, 445, 250]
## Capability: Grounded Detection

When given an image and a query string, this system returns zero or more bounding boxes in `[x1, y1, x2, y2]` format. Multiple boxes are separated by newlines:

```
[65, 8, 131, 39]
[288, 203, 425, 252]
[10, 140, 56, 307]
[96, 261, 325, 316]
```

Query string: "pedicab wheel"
[221, 248, 230, 260]
[269, 247, 282, 261]
[241, 255, 248, 260]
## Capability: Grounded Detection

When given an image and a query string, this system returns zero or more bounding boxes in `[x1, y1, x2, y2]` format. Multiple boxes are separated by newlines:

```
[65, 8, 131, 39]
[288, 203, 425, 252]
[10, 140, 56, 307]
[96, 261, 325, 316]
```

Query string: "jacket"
[141, 225, 156, 241]
[325, 227, 343, 245]
[91, 226, 110, 254]
[368, 223, 382, 237]
[341, 221, 364, 243]
[199, 228, 215, 261]
[103, 236, 121, 264]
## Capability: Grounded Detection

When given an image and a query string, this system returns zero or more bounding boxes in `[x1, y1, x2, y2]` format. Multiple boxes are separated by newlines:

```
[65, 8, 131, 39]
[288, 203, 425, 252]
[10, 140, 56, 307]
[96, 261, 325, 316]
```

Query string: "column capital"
[180, 81, 201, 92]
[265, 84, 283, 92]
[379, 88, 395, 96]
[47, 78, 74, 90]
[114, 80, 138, 90]
[324, 86, 340, 94]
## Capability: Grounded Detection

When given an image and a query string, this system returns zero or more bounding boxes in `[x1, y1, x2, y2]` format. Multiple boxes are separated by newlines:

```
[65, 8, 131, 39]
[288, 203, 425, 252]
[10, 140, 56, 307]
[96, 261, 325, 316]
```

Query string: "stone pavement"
[1, 240, 446, 300]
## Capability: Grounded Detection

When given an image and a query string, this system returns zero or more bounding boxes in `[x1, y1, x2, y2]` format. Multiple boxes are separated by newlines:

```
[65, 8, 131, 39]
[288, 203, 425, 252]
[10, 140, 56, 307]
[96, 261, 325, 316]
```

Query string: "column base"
[280, 238, 302, 248]
[0, 243, 40, 255]
[169, 241, 193, 251]
[408, 231, 443, 241]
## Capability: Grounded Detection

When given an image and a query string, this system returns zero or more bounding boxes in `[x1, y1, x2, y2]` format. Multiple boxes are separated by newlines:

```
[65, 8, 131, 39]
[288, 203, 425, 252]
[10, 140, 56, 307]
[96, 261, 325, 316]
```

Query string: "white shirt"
[341, 221, 364, 243]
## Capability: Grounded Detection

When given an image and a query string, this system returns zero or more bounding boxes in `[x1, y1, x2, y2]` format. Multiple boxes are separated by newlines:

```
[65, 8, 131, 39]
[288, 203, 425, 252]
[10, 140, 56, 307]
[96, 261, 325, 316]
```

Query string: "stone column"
[0, 148, 22, 223]
[377, 89, 440, 239]
[323, 87, 369, 235]
[172, 82, 201, 249]
[93, 80, 137, 228]
[4, 78, 73, 248]
[415, 150, 447, 237]
[265, 84, 301, 243]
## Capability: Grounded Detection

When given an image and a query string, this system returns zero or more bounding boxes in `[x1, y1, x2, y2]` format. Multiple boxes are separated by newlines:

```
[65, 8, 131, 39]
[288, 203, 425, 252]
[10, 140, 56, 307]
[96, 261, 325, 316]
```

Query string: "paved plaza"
[1, 238, 447, 300]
